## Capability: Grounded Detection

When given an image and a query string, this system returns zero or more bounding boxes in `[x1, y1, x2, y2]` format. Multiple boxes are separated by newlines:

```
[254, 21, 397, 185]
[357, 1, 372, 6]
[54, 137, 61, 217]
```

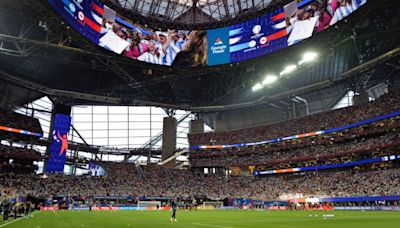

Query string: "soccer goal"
[137, 201, 161, 209]
[203, 201, 224, 208]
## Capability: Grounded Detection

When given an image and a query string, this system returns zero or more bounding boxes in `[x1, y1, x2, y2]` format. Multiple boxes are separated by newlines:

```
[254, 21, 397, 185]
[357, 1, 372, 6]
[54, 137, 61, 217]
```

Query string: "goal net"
[137, 201, 161, 209]
[203, 201, 224, 208]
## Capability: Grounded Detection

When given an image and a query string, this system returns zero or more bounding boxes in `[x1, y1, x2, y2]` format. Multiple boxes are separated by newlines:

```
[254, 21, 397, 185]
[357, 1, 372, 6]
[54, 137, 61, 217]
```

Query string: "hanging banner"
[46, 114, 71, 173]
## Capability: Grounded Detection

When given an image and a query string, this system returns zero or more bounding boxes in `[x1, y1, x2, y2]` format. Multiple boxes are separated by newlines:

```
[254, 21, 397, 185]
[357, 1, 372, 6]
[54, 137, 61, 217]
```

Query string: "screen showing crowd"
[99, 7, 207, 67]
[49, 0, 367, 67]
[48, 0, 207, 67]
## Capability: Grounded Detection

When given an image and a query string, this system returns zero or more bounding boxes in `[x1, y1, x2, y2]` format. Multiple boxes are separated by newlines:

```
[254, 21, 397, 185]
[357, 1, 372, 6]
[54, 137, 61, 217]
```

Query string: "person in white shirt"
[329, 0, 367, 26]
[156, 32, 181, 66]
[172, 31, 186, 51]
[137, 40, 165, 65]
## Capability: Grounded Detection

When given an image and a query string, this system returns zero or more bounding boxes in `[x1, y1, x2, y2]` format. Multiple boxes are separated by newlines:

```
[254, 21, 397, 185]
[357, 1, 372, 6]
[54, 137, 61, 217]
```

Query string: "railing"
[157, 149, 189, 166]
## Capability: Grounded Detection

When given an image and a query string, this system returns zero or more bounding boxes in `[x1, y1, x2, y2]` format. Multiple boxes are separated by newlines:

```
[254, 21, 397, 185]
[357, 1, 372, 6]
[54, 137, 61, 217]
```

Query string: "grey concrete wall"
[161, 117, 177, 160]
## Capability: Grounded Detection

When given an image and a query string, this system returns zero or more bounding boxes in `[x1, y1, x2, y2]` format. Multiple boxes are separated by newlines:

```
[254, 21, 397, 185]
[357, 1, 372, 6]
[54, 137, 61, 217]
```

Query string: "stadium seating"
[0, 163, 399, 201]
[190, 117, 400, 168]
[189, 89, 400, 169]
[0, 110, 43, 140]
[0, 144, 41, 173]
[1, 89, 399, 203]
[188, 90, 400, 145]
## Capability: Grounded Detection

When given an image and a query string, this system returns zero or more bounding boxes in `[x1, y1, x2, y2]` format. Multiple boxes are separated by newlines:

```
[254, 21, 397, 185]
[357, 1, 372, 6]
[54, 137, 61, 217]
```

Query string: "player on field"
[25, 201, 32, 217]
[170, 200, 177, 222]
[89, 201, 93, 212]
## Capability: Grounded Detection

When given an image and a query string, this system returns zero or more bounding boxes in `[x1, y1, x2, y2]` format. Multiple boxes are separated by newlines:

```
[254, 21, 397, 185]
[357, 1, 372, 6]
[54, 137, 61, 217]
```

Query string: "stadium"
[0, 0, 399, 227]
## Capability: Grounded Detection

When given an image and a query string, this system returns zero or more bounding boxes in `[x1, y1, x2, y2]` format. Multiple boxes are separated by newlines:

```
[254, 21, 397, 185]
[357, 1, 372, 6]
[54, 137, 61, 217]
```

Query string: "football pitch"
[1, 210, 399, 228]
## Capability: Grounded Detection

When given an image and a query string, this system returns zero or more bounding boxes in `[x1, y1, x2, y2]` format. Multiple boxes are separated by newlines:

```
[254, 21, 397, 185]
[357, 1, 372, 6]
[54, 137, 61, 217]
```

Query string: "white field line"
[191, 223, 233, 228]
[0, 211, 40, 227]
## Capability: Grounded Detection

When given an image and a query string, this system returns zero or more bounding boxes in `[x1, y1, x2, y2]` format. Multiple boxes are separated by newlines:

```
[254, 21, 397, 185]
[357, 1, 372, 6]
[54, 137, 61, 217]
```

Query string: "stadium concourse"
[1, 0, 400, 227]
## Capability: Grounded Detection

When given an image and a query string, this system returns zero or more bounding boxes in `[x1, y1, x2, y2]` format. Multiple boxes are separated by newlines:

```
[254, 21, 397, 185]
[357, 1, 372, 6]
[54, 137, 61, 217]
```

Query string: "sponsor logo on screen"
[214, 38, 223, 45]
[211, 37, 227, 54]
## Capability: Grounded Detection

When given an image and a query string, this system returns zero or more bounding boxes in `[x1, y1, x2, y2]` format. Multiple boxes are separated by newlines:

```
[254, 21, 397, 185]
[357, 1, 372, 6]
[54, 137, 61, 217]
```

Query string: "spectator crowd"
[0, 144, 41, 174]
[189, 89, 399, 146]
[285, 0, 367, 37]
[0, 164, 399, 201]
[190, 117, 400, 168]
[100, 7, 207, 67]
[0, 75, 399, 205]
[0, 111, 42, 136]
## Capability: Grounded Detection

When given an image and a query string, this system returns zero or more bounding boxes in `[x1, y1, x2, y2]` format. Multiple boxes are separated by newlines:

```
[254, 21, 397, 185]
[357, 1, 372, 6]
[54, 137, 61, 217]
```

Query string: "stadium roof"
[0, 78, 43, 110]
[0, 0, 399, 112]
[116, 0, 270, 18]
[103, 0, 279, 28]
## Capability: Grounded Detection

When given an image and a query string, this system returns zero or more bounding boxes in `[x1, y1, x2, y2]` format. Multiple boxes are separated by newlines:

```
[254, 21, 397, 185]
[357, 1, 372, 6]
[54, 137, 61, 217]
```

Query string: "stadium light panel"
[262, 75, 278, 85]
[279, 64, 297, 76]
[298, 52, 318, 65]
[252, 83, 263, 92]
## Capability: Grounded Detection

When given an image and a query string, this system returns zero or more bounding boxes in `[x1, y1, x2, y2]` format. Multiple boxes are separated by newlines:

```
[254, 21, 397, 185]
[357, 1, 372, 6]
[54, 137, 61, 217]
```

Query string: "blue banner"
[255, 154, 400, 176]
[46, 114, 71, 173]
[334, 206, 400, 211]
[207, 27, 230, 66]
[322, 195, 400, 203]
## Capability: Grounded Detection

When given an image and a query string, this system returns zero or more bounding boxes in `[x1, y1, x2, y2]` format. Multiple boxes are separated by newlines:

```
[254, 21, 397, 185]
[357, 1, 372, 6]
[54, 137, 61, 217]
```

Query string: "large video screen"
[49, 0, 367, 67]
[208, 8, 288, 65]
[89, 162, 106, 176]
[207, 0, 367, 65]
[48, 0, 207, 67]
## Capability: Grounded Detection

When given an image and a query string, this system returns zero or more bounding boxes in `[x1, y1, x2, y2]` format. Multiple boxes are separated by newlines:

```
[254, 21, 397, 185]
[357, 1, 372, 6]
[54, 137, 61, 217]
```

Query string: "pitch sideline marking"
[191, 223, 233, 228]
[0, 211, 40, 227]
[0, 218, 24, 228]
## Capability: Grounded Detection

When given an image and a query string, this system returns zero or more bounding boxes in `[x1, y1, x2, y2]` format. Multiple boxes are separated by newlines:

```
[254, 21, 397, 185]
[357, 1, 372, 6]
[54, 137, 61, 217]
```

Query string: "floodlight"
[252, 83, 263, 92]
[298, 52, 318, 65]
[262, 75, 278, 85]
[279, 64, 297, 76]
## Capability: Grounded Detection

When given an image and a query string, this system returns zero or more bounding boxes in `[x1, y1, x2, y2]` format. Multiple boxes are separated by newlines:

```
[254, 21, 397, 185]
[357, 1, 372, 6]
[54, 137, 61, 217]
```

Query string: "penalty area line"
[191, 223, 233, 228]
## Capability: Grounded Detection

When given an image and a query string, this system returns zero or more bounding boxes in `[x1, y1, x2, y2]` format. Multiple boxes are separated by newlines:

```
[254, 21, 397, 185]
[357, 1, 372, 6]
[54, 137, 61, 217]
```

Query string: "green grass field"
[1, 210, 399, 228]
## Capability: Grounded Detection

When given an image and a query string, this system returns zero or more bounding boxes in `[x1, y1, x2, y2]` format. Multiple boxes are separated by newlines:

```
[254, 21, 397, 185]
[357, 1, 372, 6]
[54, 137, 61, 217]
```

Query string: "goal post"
[137, 201, 161, 208]
[203, 201, 224, 208]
